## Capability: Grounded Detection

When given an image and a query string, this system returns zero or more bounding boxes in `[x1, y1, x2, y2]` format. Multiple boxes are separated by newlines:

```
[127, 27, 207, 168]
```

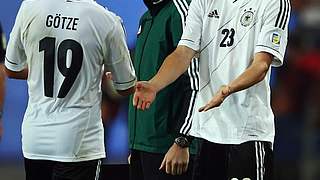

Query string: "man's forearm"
[150, 45, 196, 92]
[228, 52, 273, 94]
[5, 67, 28, 80]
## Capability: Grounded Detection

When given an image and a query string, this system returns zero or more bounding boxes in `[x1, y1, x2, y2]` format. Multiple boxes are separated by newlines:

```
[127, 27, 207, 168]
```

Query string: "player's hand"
[199, 85, 231, 112]
[159, 143, 189, 175]
[133, 81, 157, 110]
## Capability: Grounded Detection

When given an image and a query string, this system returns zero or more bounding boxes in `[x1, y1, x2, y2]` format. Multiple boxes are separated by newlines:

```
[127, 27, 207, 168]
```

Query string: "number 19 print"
[39, 37, 83, 98]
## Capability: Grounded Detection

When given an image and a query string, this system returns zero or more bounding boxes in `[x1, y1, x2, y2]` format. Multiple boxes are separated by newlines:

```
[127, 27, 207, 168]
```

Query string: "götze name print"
[46, 14, 79, 31]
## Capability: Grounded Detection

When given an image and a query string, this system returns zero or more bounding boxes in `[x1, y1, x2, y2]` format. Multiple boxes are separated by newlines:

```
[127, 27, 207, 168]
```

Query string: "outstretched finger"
[199, 103, 214, 112]
[199, 103, 212, 112]
[133, 82, 145, 107]
[137, 99, 144, 110]
[198, 105, 206, 112]
[141, 101, 148, 111]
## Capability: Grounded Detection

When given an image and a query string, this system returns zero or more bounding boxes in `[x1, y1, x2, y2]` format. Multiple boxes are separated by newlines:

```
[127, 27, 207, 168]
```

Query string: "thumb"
[159, 156, 166, 170]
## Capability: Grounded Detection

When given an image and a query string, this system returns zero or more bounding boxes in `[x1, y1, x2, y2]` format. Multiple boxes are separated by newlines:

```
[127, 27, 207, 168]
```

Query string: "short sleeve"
[178, 0, 204, 51]
[103, 17, 136, 90]
[5, 2, 27, 71]
[255, 0, 291, 67]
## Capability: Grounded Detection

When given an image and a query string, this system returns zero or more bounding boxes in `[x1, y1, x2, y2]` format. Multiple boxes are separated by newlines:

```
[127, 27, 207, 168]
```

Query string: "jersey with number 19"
[5, 0, 136, 162]
[179, 0, 290, 144]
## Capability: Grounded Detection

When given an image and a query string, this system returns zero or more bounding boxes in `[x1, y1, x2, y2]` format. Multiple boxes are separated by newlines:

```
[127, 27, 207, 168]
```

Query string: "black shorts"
[193, 140, 273, 180]
[129, 150, 194, 180]
[24, 158, 102, 180]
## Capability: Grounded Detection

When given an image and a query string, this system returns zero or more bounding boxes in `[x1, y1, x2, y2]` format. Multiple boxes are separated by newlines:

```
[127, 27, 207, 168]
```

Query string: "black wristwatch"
[174, 136, 190, 148]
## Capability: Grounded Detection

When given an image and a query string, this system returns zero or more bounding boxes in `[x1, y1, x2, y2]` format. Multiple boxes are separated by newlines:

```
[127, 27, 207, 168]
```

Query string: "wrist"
[174, 136, 191, 148]
[173, 142, 189, 150]
[178, 133, 194, 143]
[223, 85, 232, 97]
[148, 78, 161, 93]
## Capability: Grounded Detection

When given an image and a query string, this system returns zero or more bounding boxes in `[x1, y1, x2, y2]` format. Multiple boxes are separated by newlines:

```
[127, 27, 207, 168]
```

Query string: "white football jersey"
[5, 0, 136, 162]
[179, 0, 290, 144]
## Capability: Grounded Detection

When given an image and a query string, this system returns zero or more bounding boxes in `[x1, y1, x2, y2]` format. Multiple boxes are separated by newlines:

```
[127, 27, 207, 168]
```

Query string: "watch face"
[175, 137, 189, 148]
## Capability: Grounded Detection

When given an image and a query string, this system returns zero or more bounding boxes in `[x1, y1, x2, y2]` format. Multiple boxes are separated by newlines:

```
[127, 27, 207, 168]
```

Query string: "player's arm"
[133, 0, 203, 110]
[4, 67, 28, 80]
[133, 46, 195, 109]
[4, 2, 28, 80]
[199, 0, 291, 111]
[151, 45, 196, 93]
[103, 16, 136, 96]
[229, 53, 273, 92]
[199, 53, 272, 111]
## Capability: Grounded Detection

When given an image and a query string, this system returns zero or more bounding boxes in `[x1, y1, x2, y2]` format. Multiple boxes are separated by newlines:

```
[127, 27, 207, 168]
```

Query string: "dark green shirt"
[128, 0, 199, 154]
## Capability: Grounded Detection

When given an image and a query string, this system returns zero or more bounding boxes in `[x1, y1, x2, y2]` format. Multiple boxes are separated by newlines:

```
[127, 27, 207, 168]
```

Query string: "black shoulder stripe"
[173, 0, 188, 26]
[281, 0, 291, 30]
[181, 0, 190, 12]
[275, 0, 283, 28]
[279, 0, 289, 29]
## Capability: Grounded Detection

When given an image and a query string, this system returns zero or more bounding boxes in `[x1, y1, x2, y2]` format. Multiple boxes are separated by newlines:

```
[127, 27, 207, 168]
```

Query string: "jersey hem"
[190, 131, 274, 145]
[23, 152, 106, 162]
[178, 40, 199, 52]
